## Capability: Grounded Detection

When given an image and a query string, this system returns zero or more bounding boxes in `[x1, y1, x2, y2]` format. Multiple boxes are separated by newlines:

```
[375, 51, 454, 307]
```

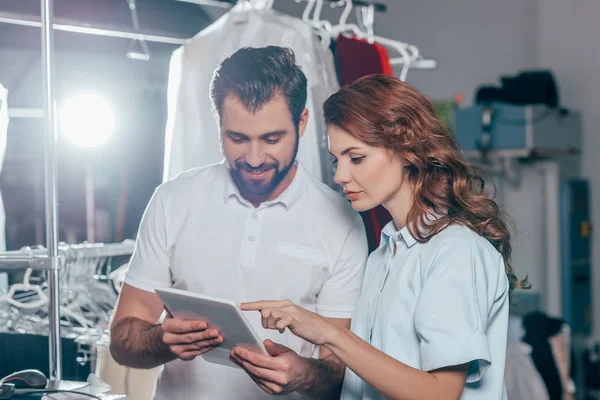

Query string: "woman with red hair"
[240, 74, 529, 400]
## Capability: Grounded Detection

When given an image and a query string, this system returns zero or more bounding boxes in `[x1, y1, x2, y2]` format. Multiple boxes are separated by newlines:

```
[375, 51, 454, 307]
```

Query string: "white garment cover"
[0, 84, 8, 293]
[505, 315, 550, 400]
[505, 342, 550, 400]
[163, 4, 339, 187]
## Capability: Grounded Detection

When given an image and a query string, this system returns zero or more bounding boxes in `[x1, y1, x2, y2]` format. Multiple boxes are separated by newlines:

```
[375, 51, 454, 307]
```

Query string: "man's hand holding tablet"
[160, 313, 224, 361]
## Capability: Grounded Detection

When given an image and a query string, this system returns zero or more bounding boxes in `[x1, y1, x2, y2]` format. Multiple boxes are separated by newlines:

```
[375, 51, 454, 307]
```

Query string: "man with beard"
[109, 46, 368, 400]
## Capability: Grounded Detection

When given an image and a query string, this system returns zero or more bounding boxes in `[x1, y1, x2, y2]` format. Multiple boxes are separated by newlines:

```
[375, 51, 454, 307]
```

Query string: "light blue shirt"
[341, 222, 510, 400]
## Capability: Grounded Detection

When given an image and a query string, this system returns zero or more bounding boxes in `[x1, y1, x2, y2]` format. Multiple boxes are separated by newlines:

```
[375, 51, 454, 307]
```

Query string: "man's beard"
[229, 136, 299, 199]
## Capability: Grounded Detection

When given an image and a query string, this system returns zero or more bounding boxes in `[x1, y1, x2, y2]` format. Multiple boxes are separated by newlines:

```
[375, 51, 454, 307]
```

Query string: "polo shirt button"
[248, 236, 255, 241]
[252, 212, 258, 219]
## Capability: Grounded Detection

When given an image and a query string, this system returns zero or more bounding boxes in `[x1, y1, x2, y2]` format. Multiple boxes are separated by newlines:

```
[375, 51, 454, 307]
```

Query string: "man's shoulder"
[302, 176, 361, 228]
[157, 163, 226, 197]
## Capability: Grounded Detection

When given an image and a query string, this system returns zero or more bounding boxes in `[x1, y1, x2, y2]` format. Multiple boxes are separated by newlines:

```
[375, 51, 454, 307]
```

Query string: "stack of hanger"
[0, 240, 134, 339]
[301, 0, 428, 81]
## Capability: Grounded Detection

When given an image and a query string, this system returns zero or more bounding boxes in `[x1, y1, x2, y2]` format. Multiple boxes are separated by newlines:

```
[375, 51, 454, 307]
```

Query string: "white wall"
[373, 0, 539, 104]
[537, 0, 600, 336]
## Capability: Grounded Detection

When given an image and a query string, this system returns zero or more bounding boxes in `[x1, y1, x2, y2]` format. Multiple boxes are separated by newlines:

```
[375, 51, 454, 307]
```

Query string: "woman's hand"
[240, 300, 339, 346]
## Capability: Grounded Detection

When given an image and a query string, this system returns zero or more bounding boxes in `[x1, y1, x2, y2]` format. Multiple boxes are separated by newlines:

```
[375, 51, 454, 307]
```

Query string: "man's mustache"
[235, 162, 278, 174]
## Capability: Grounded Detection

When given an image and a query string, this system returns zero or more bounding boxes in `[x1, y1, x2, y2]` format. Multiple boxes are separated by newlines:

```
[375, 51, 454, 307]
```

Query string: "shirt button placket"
[241, 209, 262, 269]
[368, 237, 395, 343]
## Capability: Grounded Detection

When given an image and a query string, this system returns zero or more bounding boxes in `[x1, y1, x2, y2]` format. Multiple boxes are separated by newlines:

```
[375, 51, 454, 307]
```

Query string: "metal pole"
[0, 11, 189, 46]
[41, 0, 62, 383]
[0, 255, 48, 271]
[85, 162, 96, 243]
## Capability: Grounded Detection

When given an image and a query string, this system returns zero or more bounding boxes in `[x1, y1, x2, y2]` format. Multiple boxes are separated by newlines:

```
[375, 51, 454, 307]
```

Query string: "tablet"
[154, 287, 267, 368]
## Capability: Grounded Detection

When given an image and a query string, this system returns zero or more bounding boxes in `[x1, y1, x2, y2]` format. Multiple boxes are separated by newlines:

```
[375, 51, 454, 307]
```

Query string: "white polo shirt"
[341, 222, 510, 400]
[124, 161, 368, 400]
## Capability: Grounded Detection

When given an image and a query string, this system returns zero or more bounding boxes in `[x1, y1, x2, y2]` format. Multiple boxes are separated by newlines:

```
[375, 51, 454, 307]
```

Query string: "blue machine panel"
[454, 104, 528, 151]
[560, 179, 592, 334]
[453, 103, 581, 156]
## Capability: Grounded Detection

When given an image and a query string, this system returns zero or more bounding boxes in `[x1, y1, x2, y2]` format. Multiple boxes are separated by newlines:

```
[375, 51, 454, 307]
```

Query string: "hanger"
[299, 0, 333, 48]
[369, 35, 414, 81]
[313, 0, 336, 47]
[330, 0, 365, 37]
[0, 268, 47, 310]
[339, 0, 353, 26]
[302, 0, 317, 21]
[330, 0, 418, 81]
[358, 3, 375, 43]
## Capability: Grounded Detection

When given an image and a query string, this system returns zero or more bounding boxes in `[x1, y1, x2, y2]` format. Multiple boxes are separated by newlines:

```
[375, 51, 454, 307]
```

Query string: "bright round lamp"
[59, 94, 115, 148]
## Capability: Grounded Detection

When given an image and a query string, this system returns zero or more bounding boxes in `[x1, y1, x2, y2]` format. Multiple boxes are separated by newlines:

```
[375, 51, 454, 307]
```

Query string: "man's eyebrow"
[225, 130, 248, 137]
[260, 130, 287, 139]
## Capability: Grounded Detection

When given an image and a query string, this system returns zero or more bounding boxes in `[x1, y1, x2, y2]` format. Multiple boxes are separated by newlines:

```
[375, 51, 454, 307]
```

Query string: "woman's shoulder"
[422, 224, 508, 294]
[428, 224, 501, 258]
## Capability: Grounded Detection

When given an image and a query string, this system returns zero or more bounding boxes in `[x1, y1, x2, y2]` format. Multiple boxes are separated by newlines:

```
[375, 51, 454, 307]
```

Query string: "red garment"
[374, 43, 393, 76]
[333, 35, 393, 253]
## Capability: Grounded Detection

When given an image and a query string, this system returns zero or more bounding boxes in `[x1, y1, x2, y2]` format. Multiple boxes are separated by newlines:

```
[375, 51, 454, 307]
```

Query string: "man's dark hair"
[210, 46, 308, 128]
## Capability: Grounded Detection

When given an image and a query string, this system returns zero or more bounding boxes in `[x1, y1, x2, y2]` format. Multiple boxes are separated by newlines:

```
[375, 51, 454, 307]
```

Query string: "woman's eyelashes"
[350, 156, 366, 165]
[331, 155, 366, 165]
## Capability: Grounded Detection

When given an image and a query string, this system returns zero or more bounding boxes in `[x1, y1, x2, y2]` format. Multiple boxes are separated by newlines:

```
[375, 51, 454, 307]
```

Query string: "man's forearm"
[110, 316, 175, 369]
[297, 355, 345, 400]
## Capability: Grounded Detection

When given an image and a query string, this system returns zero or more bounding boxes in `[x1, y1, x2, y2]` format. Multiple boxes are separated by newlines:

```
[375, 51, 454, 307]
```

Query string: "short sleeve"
[316, 220, 368, 319]
[414, 239, 501, 383]
[124, 188, 172, 292]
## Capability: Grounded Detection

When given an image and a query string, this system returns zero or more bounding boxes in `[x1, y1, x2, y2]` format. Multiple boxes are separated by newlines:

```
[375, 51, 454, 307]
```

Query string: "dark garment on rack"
[522, 312, 564, 400]
[333, 35, 393, 253]
[0, 333, 90, 381]
[335, 35, 385, 85]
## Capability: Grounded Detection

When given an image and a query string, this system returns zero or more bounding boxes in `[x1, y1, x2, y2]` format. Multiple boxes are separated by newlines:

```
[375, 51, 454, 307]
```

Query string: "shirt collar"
[222, 161, 308, 210]
[381, 212, 447, 249]
[381, 220, 418, 248]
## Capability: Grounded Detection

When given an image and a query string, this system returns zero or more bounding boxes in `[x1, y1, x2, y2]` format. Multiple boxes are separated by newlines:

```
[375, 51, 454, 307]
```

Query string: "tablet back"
[155, 288, 267, 359]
